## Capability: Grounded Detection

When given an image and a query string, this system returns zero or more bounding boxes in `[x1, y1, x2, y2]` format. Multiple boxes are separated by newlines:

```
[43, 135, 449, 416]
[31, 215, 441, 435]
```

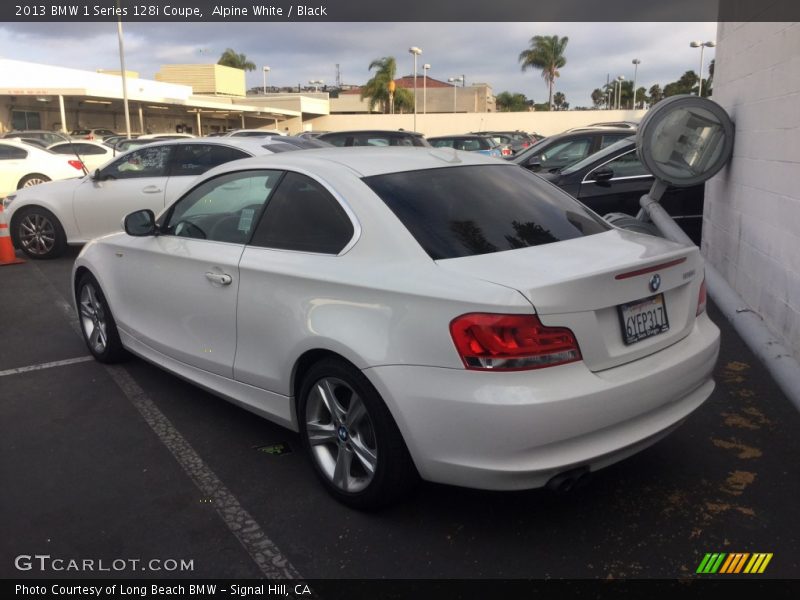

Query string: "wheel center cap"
[337, 426, 348, 442]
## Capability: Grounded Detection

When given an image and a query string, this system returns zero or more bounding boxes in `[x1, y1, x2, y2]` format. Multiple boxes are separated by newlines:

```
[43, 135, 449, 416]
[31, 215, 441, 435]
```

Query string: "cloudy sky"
[0, 21, 717, 106]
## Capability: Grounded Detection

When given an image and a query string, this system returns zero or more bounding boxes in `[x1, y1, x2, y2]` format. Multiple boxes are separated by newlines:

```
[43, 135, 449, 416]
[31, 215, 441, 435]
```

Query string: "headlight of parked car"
[2, 195, 16, 209]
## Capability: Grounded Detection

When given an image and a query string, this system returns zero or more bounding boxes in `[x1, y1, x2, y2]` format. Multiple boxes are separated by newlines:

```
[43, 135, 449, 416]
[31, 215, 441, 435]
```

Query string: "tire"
[17, 173, 51, 188]
[603, 212, 661, 237]
[299, 358, 418, 509]
[76, 272, 129, 364]
[13, 206, 67, 259]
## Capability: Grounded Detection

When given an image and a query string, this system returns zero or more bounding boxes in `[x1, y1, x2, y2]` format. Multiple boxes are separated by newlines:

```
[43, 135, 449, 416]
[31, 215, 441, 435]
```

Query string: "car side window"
[169, 144, 250, 177]
[592, 150, 650, 180]
[541, 138, 591, 164]
[321, 134, 347, 147]
[600, 134, 628, 149]
[249, 172, 355, 254]
[52, 143, 106, 155]
[101, 145, 172, 179]
[0, 144, 27, 159]
[163, 170, 282, 244]
[431, 139, 455, 148]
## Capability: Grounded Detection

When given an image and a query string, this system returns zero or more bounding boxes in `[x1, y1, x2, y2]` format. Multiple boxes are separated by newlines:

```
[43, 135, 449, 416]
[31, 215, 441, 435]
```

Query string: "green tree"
[553, 91, 567, 110]
[648, 84, 664, 106]
[217, 48, 256, 71]
[360, 56, 398, 113]
[591, 88, 605, 108]
[703, 59, 715, 97]
[664, 71, 699, 97]
[634, 87, 647, 109]
[393, 87, 414, 113]
[518, 35, 568, 110]
[496, 91, 530, 112]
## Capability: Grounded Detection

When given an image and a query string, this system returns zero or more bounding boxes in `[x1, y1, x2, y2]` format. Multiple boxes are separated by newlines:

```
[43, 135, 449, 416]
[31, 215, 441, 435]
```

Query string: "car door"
[234, 171, 357, 399]
[109, 169, 284, 377]
[162, 143, 252, 203]
[0, 143, 27, 196]
[71, 144, 173, 241]
[576, 149, 653, 216]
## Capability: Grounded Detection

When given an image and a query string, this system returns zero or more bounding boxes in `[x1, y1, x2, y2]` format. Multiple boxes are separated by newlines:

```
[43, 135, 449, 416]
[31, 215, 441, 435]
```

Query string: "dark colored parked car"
[428, 135, 503, 158]
[472, 130, 538, 154]
[317, 130, 430, 147]
[537, 137, 704, 244]
[512, 128, 633, 173]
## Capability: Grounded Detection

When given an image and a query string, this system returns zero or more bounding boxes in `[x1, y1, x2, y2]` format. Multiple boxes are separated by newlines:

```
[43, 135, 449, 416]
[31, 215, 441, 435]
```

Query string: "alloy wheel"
[305, 377, 378, 493]
[79, 283, 108, 355]
[18, 213, 56, 256]
[22, 176, 48, 187]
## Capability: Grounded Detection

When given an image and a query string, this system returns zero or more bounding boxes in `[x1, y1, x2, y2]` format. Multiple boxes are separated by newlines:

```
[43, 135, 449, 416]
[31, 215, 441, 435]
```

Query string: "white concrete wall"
[703, 21, 800, 361]
[305, 109, 645, 137]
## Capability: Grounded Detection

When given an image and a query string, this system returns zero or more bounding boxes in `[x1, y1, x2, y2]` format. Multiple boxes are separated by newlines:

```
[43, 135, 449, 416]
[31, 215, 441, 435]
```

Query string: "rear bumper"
[365, 313, 720, 490]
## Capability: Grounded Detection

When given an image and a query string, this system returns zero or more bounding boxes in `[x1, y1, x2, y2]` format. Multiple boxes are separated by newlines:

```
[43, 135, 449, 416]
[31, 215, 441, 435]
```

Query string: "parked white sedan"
[0, 139, 86, 198]
[4, 138, 288, 258]
[72, 148, 720, 508]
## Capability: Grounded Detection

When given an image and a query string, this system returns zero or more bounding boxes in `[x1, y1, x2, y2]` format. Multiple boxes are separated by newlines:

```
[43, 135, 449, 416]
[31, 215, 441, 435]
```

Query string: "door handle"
[205, 272, 232, 286]
[142, 185, 162, 193]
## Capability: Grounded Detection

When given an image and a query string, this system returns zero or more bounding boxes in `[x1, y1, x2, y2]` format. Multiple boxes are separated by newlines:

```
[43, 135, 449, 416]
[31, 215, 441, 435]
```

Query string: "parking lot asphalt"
[1, 247, 799, 580]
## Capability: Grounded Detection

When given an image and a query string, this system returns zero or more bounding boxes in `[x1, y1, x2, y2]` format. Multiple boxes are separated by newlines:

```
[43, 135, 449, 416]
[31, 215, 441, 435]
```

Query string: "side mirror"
[526, 157, 542, 171]
[91, 169, 101, 181]
[124, 209, 157, 236]
[592, 167, 614, 182]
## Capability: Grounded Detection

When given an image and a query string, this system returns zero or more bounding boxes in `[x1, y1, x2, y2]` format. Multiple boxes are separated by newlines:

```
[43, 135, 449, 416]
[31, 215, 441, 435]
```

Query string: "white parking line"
[0, 356, 94, 378]
[29, 262, 301, 579]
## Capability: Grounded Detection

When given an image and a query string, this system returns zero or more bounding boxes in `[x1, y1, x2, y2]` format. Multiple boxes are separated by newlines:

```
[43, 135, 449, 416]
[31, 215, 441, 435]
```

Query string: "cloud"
[0, 21, 717, 106]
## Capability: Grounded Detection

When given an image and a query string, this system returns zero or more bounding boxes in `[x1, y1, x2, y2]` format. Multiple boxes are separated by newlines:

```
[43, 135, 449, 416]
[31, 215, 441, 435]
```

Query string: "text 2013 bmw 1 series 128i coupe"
[72, 147, 720, 508]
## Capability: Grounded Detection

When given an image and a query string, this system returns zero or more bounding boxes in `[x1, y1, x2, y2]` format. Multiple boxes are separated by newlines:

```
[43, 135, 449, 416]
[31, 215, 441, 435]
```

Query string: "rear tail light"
[696, 275, 707, 316]
[68, 160, 85, 171]
[502, 147, 512, 156]
[450, 313, 581, 371]
[87, 134, 94, 140]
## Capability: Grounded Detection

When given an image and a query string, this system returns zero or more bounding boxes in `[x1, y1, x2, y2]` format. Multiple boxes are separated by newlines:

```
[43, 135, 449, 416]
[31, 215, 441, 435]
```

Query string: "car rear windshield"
[363, 165, 610, 260]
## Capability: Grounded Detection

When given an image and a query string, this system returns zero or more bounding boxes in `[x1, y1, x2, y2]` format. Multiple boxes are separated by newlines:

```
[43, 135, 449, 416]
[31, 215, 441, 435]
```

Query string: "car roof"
[0, 138, 51, 153]
[429, 134, 492, 140]
[200, 146, 502, 180]
[115, 137, 277, 153]
[319, 130, 425, 137]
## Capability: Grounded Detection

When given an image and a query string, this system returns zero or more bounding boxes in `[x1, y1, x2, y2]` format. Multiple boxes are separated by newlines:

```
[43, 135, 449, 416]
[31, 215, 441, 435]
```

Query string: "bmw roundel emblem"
[649, 274, 661, 292]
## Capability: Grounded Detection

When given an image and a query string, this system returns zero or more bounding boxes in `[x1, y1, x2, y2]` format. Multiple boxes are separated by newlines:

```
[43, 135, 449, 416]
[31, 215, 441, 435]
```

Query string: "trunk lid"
[436, 229, 703, 372]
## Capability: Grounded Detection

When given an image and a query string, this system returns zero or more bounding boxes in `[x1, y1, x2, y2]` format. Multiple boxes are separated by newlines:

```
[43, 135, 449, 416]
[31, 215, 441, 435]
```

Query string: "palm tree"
[518, 35, 568, 110]
[553, 91, 567, 110]
[360, 57, 398, 113]
[217, 48, 256, 71]
[591, 88, 605, 108]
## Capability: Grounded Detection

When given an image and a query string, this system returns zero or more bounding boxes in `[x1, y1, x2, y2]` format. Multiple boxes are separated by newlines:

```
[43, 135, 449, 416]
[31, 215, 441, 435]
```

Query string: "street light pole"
[691, 41, 716, 96]
[409, 46, 422, 131]
[448, 77, 463, 112]
[115, 1, 131, 138]
[262, 66, 270, 94]
[616, 75, 625, 110]
[631, 59, 641, 109]
[422, 63, 430, 114]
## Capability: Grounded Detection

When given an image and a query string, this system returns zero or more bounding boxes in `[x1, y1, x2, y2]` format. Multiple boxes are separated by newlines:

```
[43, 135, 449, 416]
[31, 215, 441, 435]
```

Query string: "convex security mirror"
[636, 94, 734, 188]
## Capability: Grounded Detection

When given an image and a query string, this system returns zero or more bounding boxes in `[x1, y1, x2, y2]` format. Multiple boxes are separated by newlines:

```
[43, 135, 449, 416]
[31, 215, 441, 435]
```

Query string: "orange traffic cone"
[0, 204, 25, 266]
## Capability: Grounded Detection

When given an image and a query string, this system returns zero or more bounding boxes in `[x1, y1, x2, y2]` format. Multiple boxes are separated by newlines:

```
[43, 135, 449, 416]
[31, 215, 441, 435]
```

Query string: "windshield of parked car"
[560, 136, 635, 175]
[363, 165, 610, 260]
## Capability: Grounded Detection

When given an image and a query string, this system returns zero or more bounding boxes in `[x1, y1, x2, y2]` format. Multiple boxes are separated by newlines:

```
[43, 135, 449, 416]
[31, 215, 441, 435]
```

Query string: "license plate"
[618, 294, 669, 345]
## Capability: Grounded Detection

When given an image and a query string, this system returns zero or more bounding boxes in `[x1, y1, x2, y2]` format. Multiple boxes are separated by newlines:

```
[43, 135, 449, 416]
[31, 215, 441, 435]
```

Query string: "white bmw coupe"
[72, 147, 720, 508]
